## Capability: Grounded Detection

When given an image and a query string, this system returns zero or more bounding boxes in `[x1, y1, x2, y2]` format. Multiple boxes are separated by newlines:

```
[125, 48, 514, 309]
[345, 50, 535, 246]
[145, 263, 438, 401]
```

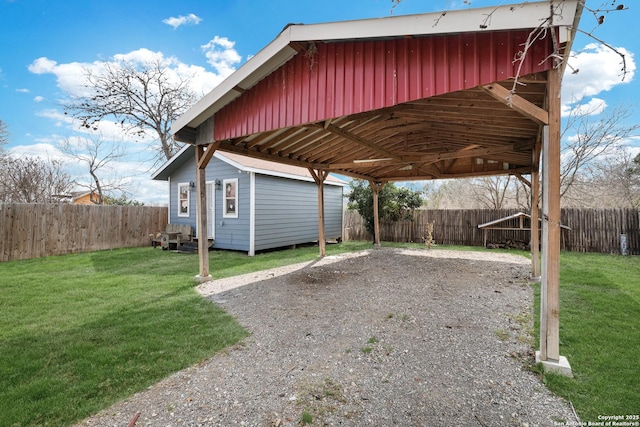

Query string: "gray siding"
[168, 162, 197, 230]
[167, 153, 344, 253]
[254, 176, 343, 251]
[208, 163, 250, 252]
[168, 156, 250, 251]
[324, 184, 344, 239]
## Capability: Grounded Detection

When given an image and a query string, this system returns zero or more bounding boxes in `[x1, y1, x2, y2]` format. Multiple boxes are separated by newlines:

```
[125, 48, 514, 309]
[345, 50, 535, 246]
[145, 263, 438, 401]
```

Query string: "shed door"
[206, 182, 215, 239]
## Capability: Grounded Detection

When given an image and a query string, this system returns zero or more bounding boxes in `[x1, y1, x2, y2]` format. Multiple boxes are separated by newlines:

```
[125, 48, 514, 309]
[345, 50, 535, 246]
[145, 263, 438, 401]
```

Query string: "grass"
[0, 241, 371, 427]
[301, 410, 313, 424]
[297, 377, 346, 425]
[532, 252, 640, 422]
[2, 241, 636, 425]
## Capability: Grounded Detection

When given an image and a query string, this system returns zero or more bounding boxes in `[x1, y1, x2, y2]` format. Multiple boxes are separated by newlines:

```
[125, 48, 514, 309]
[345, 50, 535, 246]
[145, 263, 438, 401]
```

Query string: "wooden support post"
[309, 168, 329, 257]
[368, 181, 385, 247]
[540, 127, 549, 360]
[540, 67, 562, 363]
[195, 145, 212, 282]
[531, 169, 540, 278]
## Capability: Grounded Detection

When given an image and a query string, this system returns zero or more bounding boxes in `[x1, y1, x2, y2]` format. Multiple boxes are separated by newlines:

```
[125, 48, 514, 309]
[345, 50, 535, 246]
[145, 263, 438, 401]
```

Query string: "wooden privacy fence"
[343, 208, 640, 255]
[0, 203, 168, 261]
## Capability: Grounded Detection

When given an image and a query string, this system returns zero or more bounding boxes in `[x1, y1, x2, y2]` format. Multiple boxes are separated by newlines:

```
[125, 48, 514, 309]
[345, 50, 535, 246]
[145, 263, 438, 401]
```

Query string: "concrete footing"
[194, 274, 213, 284]
[535, 351, 573, 377]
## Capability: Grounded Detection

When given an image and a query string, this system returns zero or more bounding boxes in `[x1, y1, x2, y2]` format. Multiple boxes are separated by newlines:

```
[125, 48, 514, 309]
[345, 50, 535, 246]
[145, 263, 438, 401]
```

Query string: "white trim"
[215, 152, 347, 186]
[177, 182, 191, 217]
[206, 181, 216, 239]
[287, 2, 576, 42]
[151, 144, 190, 180]
[167, 176, 171, 220]
[222, 178, 238, 218]
[249, 172, 256, 256]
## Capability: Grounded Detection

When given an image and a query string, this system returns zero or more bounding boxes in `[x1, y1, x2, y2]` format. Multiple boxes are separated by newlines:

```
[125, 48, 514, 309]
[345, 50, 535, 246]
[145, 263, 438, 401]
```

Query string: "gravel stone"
[76, 247, 577, 427]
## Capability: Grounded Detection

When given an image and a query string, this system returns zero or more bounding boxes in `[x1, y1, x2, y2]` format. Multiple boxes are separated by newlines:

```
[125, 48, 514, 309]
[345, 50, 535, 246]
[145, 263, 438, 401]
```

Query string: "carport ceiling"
[206, 77, 548, 182]
[173, 1, 582, 183]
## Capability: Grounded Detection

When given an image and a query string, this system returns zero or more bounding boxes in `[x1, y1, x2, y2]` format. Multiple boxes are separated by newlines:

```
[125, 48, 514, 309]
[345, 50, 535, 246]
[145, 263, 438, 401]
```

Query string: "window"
[178, 183, 190, 217]
[223, 178, 238, 218]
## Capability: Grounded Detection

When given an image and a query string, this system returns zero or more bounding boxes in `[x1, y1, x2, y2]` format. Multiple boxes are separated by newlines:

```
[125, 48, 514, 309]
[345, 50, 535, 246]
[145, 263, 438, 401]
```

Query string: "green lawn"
[1, 243, 637, 425]
[533, 252, 640, 422]
[0, 242, 371, 427]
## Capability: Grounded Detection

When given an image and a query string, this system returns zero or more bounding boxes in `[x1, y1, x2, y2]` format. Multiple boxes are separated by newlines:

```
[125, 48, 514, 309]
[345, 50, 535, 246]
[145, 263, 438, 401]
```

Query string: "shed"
[170, 0, 584, 374]
[152, 145, 345, 255]
[478, 212, 571, 249]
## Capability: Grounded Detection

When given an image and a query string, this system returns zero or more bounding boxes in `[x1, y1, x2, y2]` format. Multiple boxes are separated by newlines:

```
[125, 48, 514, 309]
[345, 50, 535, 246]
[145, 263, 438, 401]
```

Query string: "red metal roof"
[214, 30, 553, 141]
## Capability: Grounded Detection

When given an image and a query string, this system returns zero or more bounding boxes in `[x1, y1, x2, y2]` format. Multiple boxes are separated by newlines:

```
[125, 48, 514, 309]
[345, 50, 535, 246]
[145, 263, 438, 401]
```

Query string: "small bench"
[150, 224, 193, 250]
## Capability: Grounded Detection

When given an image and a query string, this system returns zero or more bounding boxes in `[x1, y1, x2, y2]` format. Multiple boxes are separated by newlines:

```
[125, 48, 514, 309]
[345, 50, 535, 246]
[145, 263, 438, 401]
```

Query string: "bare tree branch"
[560, 104, 639, 198]
[60, 133, 130, 204]
[0, 119, 8, 149]
[0, 157, 73, 203]
[64, 58, 197, 166]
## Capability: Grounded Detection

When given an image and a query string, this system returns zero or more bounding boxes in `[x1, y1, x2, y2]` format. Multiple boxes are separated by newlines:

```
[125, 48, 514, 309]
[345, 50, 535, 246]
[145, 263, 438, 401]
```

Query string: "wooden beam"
[321, 123, 468, 178]
[531, 168, 540, 278]
[540, 67, 562, 362]
[481, 83, 549, 125]
[440, 166, 532, 179]
[197, 141, 220, 170]
[402, 143, 528, 164]
[174, 126, 197, 144]
[368, 180, 385, 247]
[531, 132, 542, 278]
[327, 160, 398, 169]
[194, 145, 211, 282]
[324, 123, 403, 162]
[216, 140, 319, 169]
[309, 168, 329, 257]
[514, 173, 532, 188]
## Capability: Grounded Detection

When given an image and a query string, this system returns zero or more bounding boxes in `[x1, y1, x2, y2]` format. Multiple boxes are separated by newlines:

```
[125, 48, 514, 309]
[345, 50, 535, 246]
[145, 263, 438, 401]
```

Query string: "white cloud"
[34, 96, 44, 102]
[8, 142, 66, 161]
[29, 57, 94, 97]
[561, 97, 607, 118]
[28, 57, 57, 74]
[36, 108, 74, 123]
[112, 48, 164, 65]
[201, 36, 242, 77]
[29, 46, 235, 100]
[16, 88, 29, 93]
[162, 13, 202, 29]
[563, 43, 636, 105]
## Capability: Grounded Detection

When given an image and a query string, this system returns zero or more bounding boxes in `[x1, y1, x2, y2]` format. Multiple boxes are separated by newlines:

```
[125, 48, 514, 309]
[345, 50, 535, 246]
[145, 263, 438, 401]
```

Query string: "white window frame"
[177, 182, 190, 217]
[223, 178, 238, 218]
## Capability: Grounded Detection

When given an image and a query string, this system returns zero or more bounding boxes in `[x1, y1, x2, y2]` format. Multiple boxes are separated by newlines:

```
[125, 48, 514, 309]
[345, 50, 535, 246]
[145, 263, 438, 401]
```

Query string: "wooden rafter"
[481, 83, 549, 125]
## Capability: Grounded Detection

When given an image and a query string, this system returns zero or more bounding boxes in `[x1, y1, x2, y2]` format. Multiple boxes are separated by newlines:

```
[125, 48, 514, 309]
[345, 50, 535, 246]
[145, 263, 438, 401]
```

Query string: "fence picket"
[2, 204, 637, 260]
[0, 203, 168, 261]
[343, 208, 639, 255]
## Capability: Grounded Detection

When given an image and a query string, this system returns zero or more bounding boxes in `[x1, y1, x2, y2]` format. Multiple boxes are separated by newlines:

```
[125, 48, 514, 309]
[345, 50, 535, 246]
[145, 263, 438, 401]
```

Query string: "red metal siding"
[214, 30, 553, 140]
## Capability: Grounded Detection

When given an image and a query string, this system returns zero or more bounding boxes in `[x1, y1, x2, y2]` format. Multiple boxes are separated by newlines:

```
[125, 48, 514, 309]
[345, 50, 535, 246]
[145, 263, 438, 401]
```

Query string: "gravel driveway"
[77, 247, 576, 427]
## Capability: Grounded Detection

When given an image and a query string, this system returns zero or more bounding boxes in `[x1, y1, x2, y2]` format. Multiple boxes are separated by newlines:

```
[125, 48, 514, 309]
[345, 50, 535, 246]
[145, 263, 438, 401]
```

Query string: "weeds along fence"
[343, 208, 640, 255]
[0, 203, 168, 261]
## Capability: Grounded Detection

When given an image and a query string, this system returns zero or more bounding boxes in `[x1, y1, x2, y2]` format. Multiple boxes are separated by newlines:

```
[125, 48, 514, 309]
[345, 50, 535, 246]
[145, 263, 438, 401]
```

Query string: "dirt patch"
[77, 247, 576, 427]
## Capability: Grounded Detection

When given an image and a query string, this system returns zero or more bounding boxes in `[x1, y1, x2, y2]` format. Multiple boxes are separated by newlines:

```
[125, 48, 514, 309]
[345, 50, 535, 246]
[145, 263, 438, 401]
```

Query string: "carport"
[172, 1, 581, 375]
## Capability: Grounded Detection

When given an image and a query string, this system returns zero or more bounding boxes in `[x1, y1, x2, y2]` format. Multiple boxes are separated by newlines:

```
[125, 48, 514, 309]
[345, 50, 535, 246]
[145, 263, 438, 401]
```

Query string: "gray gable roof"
[152, 144, 346, 186]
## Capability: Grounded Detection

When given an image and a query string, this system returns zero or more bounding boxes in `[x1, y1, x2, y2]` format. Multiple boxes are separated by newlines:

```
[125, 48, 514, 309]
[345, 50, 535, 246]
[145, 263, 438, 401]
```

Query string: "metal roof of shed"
[152, 144, 345, 185]
[478, 212, 571, 230]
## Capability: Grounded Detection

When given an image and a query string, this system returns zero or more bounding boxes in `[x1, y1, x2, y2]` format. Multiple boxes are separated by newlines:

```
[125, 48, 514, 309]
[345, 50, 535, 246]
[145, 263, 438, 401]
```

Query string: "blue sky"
[1, 0, 637, 204]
